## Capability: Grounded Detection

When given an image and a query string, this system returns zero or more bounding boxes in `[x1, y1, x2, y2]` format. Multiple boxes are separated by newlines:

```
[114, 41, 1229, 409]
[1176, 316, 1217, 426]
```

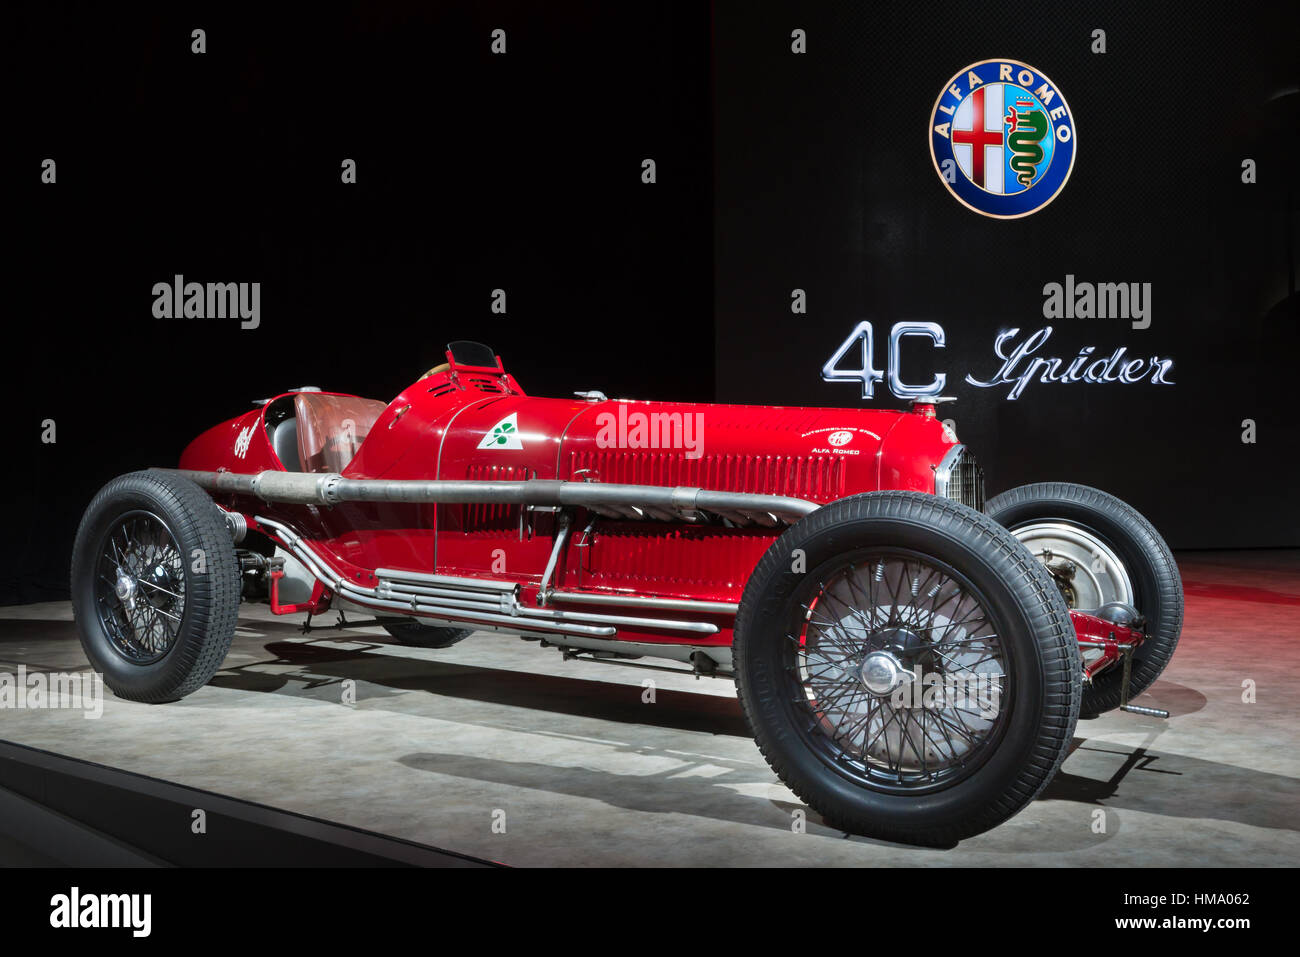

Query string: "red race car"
[71, 340, 1183, 844]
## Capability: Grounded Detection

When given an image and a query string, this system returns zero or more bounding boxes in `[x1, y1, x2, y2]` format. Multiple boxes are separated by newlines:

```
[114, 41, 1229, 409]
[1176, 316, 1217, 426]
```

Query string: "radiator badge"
[801, 426, 880, 456]
[478, 413, 524, 450]
[930, 59, 1075, 219]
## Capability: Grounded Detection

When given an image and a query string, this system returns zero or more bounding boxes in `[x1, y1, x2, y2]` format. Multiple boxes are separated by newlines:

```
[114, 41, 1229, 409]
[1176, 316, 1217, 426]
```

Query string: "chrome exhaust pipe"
[159, 468, 819, 524]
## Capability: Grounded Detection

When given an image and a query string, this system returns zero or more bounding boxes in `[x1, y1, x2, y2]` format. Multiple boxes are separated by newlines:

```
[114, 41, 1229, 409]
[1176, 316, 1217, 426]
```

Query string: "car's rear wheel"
[381, 620, 473, 648]
[734, 491, 1080, 845]
[71, 470, 240, 703]
[985, 482, 1183, 717]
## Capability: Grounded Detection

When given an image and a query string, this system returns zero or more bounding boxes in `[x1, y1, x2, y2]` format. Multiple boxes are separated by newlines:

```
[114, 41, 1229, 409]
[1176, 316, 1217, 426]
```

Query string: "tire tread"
[985, 482, 1183, 716]
[71, 470, 240, 703]
[734, 491, 1081, 845]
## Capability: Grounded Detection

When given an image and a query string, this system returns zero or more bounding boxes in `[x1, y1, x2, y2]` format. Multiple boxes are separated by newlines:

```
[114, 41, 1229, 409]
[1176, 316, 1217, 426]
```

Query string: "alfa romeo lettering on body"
[931, 59, 1076, 218]
[800, 425, 882, 456]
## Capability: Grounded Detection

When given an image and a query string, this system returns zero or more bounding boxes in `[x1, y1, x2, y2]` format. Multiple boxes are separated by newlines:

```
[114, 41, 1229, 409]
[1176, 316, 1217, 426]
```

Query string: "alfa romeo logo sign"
[929, 59, 1076, 219]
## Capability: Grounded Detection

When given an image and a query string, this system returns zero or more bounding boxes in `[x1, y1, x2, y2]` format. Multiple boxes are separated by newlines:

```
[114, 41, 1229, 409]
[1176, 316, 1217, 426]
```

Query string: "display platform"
[2, 551, 1295, 867]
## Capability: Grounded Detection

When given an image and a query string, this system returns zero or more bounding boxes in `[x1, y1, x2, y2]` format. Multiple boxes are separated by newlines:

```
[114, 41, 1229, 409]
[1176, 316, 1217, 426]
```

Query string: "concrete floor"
[1, 550, 1297, 866]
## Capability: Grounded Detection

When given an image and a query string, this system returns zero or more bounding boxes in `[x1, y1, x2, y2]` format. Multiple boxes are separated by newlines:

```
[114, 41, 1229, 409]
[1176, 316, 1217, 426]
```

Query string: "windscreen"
[447, 340, 498, 368]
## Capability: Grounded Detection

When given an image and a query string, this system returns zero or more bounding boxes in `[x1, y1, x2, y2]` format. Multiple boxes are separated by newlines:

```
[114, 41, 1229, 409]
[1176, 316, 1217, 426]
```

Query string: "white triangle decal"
[477, 412, 524, 450]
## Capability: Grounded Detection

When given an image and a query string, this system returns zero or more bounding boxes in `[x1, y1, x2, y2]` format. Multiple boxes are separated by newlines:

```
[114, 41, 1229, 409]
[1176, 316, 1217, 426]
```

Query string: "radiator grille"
[937, 447, 985, 512]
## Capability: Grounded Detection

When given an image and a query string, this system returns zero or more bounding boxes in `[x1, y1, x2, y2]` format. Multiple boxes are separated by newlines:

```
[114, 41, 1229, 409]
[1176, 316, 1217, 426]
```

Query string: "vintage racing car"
[71, 340, 1183, 844]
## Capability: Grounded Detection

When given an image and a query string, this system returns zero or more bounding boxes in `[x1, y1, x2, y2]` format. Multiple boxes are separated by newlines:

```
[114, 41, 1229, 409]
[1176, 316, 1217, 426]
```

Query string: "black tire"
[734, 491, 1081, 845]
[71, 470, 240, 703]
[381, 620, 473, 648]
[985, 482, 1183, 717]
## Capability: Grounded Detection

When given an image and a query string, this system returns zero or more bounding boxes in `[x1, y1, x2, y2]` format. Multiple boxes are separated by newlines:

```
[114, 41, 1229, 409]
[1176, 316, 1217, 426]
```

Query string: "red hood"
[178, 371, 961, 504]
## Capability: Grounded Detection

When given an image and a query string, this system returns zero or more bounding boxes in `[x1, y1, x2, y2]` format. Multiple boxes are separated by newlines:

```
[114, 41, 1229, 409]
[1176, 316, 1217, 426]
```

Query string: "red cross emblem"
[951, 86, 1004, 188]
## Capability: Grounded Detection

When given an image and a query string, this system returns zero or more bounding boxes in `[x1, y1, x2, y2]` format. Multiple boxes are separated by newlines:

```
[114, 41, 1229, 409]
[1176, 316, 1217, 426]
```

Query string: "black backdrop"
[5, 1, 1296, 605]
[714, 0, 1298, 549]
[8, 1, 712, 604]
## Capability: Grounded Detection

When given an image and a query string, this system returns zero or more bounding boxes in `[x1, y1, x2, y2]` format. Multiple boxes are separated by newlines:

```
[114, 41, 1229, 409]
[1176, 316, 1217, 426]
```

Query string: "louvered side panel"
[462, 463, 524, 532]
[567, 450, 845, 504]
[579, 524, 777, 598]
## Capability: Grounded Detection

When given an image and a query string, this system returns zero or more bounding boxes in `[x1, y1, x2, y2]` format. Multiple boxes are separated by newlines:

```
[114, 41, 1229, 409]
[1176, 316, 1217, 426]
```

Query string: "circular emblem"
[929, 59, 1076, 219]
[828, 430, 853, 447]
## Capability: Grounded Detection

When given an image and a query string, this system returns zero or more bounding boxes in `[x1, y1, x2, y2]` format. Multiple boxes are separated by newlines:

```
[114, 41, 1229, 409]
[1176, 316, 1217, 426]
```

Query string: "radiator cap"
[909, 396, 957, 417]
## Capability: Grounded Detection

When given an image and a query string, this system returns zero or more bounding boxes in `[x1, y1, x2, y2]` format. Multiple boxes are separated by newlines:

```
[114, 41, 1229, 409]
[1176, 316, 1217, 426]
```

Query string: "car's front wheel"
[985, 482, 1183, 717]
[71, 470, 241, 703]
[734, 491, 1080, 845]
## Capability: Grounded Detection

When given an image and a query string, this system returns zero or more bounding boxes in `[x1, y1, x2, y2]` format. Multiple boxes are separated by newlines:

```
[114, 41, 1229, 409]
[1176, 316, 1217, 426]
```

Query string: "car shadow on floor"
[154, 626, 1300, 844]
[395, 747, 865, 840]
[1043, 735, 1298, 834]
[392, 734, 1299, 849]
[11, 616, 1293, 850]
[208, 634, 753, 738]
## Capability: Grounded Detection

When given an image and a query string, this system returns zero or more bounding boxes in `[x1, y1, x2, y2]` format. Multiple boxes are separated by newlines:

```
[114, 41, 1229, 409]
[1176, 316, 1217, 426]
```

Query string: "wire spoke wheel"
[787, 552, 1011, 795]
[73, 471, 240, 702]
[93, 509, 187, 664]
[734, 491, 1080, 844]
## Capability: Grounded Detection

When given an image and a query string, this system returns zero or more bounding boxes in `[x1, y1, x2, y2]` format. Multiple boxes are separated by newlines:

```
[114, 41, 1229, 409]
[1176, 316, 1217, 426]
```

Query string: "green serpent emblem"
[1006, 106, 1049, 187]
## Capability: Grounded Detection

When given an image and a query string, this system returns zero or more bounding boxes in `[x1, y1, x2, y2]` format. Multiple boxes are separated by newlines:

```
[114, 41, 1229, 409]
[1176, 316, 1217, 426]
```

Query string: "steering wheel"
[420, 362, 451, 379]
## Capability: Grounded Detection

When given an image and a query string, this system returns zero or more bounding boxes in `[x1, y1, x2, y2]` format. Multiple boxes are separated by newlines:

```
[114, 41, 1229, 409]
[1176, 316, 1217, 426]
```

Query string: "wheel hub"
[794, 555, 1009, 790]
[1011, 522, 1134, 610]
[95, 510, 187, 664]
[115, 571, 138, 610]
[859, 650, 908, 697]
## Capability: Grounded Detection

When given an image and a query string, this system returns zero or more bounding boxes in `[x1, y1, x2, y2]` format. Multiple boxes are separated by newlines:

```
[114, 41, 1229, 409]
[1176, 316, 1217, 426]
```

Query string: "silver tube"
[330, 478, 567, 506]
[549, 592, 739, 615]
[538, 512, 571, 600]
[547, 635, 735, 671]
[355, 591, 617, 637]
[376, 584, 505, 613]
[254, 515, 716, 640]
[514, 606, 718, 635]
[376, 582, 502, 605]
[373, 594, 617, 637]
[256, 516, 616, 638]
[1120, 704, 1171, 718]
[164, 469, 818, 523]
[375, 568, 516, 593]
